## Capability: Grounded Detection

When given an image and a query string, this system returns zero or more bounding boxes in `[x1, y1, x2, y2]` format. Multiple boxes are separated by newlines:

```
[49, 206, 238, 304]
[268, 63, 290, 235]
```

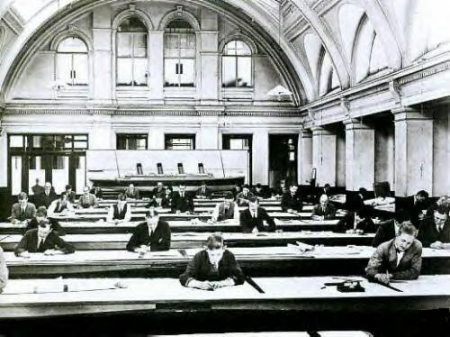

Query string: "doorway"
[269, 134, 298, 188]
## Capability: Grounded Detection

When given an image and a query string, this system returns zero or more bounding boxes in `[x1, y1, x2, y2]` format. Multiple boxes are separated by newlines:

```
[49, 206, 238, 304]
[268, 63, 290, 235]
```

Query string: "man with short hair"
[31, 178, 45, 196]
[236, 185, 254, 206]
[126, 210, 171, 252]
[26, 206, 65, 235]
[372, 209, 410, 247]
[239, 198, 276, 233]
[107, 193, 132, 223]
[179, 234, 245, 290]
[406, 190, 430, 226]
[196, 182, 212, 199]
[35, 182, 57, 208]
[124, 184, 140, 200]
[171, 184, 194, 214]
[65, 184, 77, 203]
[78, 186, 99, 209]
[48, 192, 74, 216]
[212, 192, 239, 222]
[15, 220, 75, 257]
[10, 192, 36, 224]
[252, 184, 267, 199]
[272, 179, 287, 197]
[152, 182, 166, 199]
[366, 222, 422, 284]
[281, 185, 304, 213]
[312, 194, 336, 220]
[417, 207, 450, 249]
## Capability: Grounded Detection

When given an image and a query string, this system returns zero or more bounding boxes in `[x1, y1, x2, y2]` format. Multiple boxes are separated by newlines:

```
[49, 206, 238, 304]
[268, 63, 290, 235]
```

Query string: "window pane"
[133, 58, 148, 86]
[118, 17, 146, 33]
[165, 136, 195, 150]
[9, 136, 24, 148]
[57, 54, 73, 85]
[179, 59, 195, 86]
[11, 156, 22, 195]
[238, 57, 252, 87]
[222, 56, 237, 87]
[133, 33, 147, 57]
[179, 34, 195, 58]
[164, 35, 180, 57]
[117, 58, 133, 86]
[73, 54, 89, 85]
[57, 37, 87, 53]
[164, 59, 179, 86]
[117, 33, 133, 57]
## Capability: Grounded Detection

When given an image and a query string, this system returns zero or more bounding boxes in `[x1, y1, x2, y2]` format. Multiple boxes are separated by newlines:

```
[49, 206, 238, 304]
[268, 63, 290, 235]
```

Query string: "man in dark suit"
[252, 184, 267, 199]
[235, 185, 254, 206]
[311, 194, 336, 220]
[417, 207, 450, 249]
[171, 184, 194, 213]
[212, 192, 239, 222]
[405, 190, 430, 226]
[196, 182, 212, 199]
[35, 182, 57, 208]
[31, 179, 45, 196]
[10, 192, 36, 224]
[152, 182, 166, 199]
[372, 209, 410, 247]
[366, 222, 422, 284]
[26, 207, 65, 235]
[64, 184, 77, 203]
[127, 210, 171, 252]
[14, 219, 75, 257]
[239, 198, 276, 233]
[281, 185, 303, 212]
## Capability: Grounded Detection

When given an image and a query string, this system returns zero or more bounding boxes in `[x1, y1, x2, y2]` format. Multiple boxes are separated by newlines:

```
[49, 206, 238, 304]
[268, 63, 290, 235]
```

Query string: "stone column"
[298, 129, 313, 185]
[148, 30, 164, 102]
[394, 107, 433, 197]
[311, 126, 337, 186]
[344, 119, 375, 191]
[252, 130, 269, 185]
[199, 10, 219, 103]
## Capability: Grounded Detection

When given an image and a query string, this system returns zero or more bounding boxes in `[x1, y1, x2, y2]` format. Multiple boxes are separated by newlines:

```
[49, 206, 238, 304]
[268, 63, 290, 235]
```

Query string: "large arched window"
[56, 37, 88, 86]
[117, 17, 148, 87]
[164, 19, 196, 87]
[222, 40, 253, 88]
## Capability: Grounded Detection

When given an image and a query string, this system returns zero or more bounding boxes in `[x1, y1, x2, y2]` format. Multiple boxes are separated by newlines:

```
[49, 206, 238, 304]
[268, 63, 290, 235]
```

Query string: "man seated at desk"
[312, 194, 336, 220]
[35, 182, 58, 208]
[15, 219, 75, 257]
[65, 184, 77, 203]
[179, 233, 245, 290]
[48, 192, 74, 216]
[10, 192, 36, 224]
[0, 246, 7, 293]
[236, 185, 254, 207]
[90, 184, 103, 200]
[272, 179, 287, 197]
[212, 192, 239, 222]
[417, 206, 450, 249]
[335, 206, 376, 234]
[26, 206, 65, 235]
[171, 184, 194, 214]
[107, 193, 132, 224]
[79, 186, 99, 209]
[127, 210, 171, 252]
[252, 183, 267, 199]
[405, 190, 430, 226]
[366, 222, 422, 284]
[281, 185, 303, 213]
[124, 183, 140, 200]
[372, 209, 410, 247]
[152, 182, 166, 199]
[240, 198, 276, 233]
[196, 181, 212, 199]
[31, 178, 45, 197]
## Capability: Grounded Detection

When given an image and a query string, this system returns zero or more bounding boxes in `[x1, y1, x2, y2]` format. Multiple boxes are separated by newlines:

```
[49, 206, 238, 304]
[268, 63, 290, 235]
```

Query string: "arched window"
[117, 17, 148, 87]
[164, 19, 196, 87]
[56, 37, 88, 86]
[222, 40, 253, 88]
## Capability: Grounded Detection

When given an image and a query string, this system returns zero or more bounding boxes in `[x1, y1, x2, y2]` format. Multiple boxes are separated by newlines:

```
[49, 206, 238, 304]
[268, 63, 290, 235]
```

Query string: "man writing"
[127, 210, 171, 252]
[312, 194, 336, 220]
[417, 207, 450, 249]
[107, 193, 132, 224]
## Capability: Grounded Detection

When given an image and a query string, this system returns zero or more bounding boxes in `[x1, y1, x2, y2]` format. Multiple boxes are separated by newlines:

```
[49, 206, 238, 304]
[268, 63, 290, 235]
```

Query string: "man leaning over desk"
[240, 198, 276, 233]
[366, 222, 422, 285]
[212, 192, 239, 222]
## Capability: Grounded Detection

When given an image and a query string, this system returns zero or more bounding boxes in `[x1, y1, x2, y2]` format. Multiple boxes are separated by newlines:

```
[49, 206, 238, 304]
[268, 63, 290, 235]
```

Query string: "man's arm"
[233, 202, 240, 220]
[239, 211, 251, 233]
[92, 195, 99, 208]
[179, 253, 200, 286]
[159, 223, 171, 251]
[10, 205, 19, 223]
[280, 195, 289, 212]
[392, 246, 422, 280]
[227, 252, 245, 285]
[53, 235, 75, 254]
[124, 205, 132, 223]
[365, 245, 386, 280]
[14, 232, 30, 256]
[47, 200, 58, 216]
[106, 206, 114, 222]
[126, 226, 142, 252]
[372, 225, 386, 247]
[262, 209, 276, 232]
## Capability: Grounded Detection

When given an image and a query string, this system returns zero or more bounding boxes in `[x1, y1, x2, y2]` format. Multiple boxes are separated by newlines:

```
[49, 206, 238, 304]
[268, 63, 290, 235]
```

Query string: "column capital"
[392, 106, 433, 122]
[343, 118, 373, 131]
[310, 126, 334, 136]
[300, 128, 312, 138]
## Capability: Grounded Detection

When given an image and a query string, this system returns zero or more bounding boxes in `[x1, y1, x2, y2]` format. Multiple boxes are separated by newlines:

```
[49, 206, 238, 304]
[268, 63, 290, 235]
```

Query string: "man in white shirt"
[107, 193, 132, 224]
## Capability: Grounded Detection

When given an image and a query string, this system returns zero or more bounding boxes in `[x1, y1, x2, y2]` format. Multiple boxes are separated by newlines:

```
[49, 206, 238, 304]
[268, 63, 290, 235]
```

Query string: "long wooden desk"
[0, 232, 375, 251]
[3, 246, 450, 278]
[0, 219, 340, 235]
[0, 275, 449, 318]
[97, 199, 284, 207]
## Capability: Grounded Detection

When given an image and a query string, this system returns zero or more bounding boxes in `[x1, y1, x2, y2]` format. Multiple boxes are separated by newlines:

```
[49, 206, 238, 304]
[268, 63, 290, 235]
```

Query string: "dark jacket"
[35, 191, 58, 208]
[311, 203, 336, 219]
[10, 203, 37, 222]
[26, 217, 66, 236]
[239, 207, 276, 233]
[417, 217, 450, 247]
[372, 219, 397, 247]
[281, 192, 303, 212]
[335, 212, 376, 233]
[365, 238, 422, 281]
[405, 196, 430, 226]
[14, 229, 75, 256]
[126, 221, 171, 252]
[179, 249, 245, 286]
[171, 192, 194, 213]
[124, 189, 140, 200]
[196, 187, 212, 198]
[111, 204, 128, 220]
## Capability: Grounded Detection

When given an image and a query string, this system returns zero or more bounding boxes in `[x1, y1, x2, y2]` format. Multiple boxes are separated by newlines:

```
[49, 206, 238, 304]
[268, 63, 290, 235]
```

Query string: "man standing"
[239, 198, 276, 233]
[366, 222, 422, 283]
[372, 209, 410, 247]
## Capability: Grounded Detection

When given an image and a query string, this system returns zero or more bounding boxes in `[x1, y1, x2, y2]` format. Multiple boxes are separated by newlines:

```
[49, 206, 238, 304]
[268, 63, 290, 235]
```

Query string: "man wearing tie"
[107, 193, 132, 224]
[127, 210, 171, 252]
[281, 185, 303, 213]
[171, 184, 194, 214]
[417, 207, 450, 249]
[10, 192, 36, 224]
[312, 194, 336, 220]
[14, 219, 75, 257]
[366, 222, 422, 284]
[212, 192, 239, 222]
[35, 182, 57, 208]
[239, 198, 276, 233]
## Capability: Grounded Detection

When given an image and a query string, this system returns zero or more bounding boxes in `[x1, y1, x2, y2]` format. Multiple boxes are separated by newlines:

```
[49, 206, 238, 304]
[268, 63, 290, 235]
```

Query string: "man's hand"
[135, 246, 150, 254]
[186, 211, 190, 215]
[188, 280, 214, 290]
[430, 241, 444, 249]
[287, 209, 293, 214]
[44, 249, 57, 256]
[210, 278, 235, 289]
[374, 273, 392, 285]
[252, 227, 259, 234]
[19, 251, 30, 258]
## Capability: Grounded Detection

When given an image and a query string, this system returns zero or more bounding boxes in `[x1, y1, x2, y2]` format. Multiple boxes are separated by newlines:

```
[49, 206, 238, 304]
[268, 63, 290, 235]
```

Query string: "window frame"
[56, 36, 89, 87]
[222, 40, 254, 89]
[164, 134, 196, 150]
[116, 134, 148, 150]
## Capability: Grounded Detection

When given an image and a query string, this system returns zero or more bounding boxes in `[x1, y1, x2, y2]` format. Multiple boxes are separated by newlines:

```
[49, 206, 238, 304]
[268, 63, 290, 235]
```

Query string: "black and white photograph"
[0, 0, 448, 336]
